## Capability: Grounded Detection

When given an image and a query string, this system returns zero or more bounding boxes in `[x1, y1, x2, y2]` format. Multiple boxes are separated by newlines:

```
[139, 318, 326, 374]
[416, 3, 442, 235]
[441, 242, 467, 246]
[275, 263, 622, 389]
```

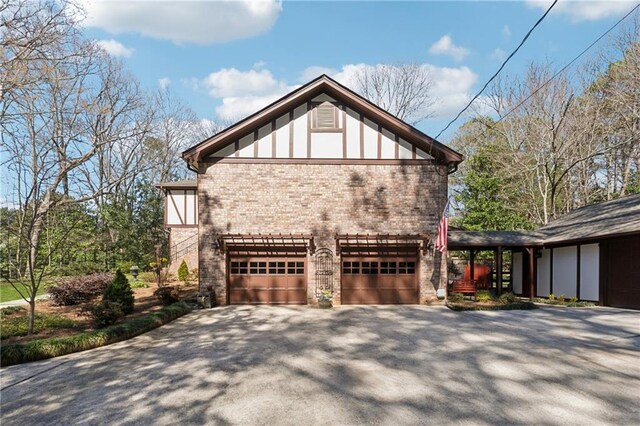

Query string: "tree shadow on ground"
[1, 306, 639, 425]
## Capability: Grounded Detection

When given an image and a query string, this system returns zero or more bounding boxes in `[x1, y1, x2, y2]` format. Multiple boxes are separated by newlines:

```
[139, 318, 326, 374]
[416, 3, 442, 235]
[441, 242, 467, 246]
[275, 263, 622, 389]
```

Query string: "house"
[449, 193, 640, 310]
[157, 75, 464, 305]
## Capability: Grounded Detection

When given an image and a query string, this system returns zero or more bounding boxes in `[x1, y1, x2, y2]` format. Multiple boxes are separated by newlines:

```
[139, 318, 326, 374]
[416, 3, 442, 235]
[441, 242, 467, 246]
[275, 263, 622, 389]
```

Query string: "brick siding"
[198, 162, 448, 305]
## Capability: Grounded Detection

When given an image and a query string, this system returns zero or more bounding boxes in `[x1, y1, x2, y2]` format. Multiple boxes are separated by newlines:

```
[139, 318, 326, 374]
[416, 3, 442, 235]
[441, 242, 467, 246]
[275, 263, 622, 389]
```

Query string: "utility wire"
[434, 0, 558, 140]
[461, 3, 640, 152]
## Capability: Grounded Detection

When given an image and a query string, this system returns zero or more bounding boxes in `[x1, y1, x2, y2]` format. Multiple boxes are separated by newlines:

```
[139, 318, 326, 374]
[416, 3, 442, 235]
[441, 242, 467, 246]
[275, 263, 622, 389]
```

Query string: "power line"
[460, 3, 640, 152]
[434, 0, 558, 140]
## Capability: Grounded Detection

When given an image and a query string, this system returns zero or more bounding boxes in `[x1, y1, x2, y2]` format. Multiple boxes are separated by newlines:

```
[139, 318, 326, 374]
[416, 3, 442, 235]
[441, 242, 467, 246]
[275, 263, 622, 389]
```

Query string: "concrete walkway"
[1, 305, 639, 425]
[0, 294, 49, 308]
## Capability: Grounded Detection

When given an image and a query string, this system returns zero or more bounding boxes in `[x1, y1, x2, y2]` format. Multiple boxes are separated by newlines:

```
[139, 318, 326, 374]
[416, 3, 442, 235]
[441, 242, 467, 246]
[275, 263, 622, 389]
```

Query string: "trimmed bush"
[1, 302, 191, 367]
[154, 286, 180, 306]
[82, 300, 124, 328]
[48, 273, 114, 306]
[447, 301, 537, 311]
[475, 290, 493, 302]
[177, 260, 189, 283]
[138, 271, 156, 283]
[499, 292, 518, 304]
[449, 293, 465, 303]
[1, 313, 77, 339]
[103, 270, 134, 314]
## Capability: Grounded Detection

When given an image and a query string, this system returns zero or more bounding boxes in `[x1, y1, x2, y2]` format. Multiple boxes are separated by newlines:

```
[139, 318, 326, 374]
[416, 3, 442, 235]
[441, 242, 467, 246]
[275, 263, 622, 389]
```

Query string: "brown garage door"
[602, 236, 640, 310]
[229, 256, 307, 305]
[341, 256, 418, 304]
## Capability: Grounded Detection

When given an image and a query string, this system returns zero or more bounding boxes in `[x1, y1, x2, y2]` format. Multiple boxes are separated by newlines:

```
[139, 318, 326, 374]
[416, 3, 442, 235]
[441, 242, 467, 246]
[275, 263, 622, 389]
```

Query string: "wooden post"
[469, 250, 475, 282]
[496, 245, 503, 296]
[526, 247, 535, 301]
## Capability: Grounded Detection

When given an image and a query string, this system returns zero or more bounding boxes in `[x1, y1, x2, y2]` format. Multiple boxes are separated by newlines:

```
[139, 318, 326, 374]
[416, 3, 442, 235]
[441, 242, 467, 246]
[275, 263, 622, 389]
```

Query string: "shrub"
[0, 305, 25, 316]
[48, 273, 113, 306]
[475, 290, 493, 302]
[138, 271, 156, 283]
[570, 296, 578, 304]
[81, 300, 124, 328]
[548, 293, 556, 302]
[154, 286, 180, 306]
[1, 313, 77, 339]
[1, 302, 191, 366]
[449, 292, 465, 303]
[103, 270, 135, 314]
[130, 280, 149, 289]
[499, 292, 518, 304]
[177, 260, 189, 283]
[557, 294, 566, 304]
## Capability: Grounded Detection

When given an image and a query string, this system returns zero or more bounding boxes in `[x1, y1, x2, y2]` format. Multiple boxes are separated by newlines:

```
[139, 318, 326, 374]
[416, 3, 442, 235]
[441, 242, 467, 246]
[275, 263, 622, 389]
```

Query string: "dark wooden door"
[602, 236, 640, 310]
[229, 256, 307, 305]
[341, 256, 418, 304]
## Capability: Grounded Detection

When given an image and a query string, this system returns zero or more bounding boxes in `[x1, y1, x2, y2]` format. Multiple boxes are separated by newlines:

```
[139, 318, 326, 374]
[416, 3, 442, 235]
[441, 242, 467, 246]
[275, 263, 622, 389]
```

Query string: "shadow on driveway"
[1, 306, 639, 425]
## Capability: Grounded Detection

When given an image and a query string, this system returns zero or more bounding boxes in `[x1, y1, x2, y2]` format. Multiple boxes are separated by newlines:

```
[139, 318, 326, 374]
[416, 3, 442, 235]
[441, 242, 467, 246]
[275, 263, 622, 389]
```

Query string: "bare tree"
[1, 20, 149, 334]
[354, 63, 434, 124]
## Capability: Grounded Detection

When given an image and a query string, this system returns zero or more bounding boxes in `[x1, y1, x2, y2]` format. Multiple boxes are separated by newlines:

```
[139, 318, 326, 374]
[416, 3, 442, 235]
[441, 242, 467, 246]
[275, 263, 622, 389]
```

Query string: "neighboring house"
[158, 75, 464, 306]
[449, 193, 640, 310]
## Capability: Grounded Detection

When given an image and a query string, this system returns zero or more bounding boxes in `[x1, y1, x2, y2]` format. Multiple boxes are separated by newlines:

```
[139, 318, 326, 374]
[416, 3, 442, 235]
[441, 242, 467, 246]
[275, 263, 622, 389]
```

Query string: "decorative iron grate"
[315, 248, 334, 297]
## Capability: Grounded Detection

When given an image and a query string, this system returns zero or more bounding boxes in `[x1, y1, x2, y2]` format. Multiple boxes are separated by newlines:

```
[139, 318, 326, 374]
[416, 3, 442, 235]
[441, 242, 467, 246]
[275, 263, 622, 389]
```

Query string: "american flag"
[434, 199, 450, 253]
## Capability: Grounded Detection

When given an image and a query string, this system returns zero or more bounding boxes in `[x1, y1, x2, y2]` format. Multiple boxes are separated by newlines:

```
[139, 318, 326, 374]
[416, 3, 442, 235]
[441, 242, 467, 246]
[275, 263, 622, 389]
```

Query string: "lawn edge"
[1, 302, 191, 367]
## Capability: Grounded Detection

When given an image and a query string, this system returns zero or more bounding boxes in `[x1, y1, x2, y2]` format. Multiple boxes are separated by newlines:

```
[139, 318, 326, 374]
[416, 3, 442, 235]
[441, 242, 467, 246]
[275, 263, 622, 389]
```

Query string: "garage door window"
[269, 261, 286, 274]
[230, 261, 248, 274]
[288, 261, 304, 274]
[398, 262, 416, 274]
[249, 261, 267, 274]
[342, 261, 360, 274]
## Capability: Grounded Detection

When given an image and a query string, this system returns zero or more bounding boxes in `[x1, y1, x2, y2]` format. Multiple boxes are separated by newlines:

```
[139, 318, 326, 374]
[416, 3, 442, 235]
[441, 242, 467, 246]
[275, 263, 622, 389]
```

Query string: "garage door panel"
[229, 255, 307, 305]
[342, 256, 418, 304]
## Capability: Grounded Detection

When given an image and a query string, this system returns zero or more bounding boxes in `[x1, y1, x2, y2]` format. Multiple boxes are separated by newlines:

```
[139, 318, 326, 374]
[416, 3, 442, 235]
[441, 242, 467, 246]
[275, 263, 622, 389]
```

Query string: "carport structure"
[448, 230, 544, 299]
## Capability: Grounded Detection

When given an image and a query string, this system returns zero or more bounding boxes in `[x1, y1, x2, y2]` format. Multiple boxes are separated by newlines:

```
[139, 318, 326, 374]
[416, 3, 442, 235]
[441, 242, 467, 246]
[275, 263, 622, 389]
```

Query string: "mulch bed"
[446, 300, 538, 311]
[2, 280, 199, 345]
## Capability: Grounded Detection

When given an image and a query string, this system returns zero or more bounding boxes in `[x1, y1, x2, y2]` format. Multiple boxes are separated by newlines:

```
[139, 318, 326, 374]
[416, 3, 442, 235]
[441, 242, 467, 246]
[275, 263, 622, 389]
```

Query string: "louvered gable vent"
[313, 102, 339, 129]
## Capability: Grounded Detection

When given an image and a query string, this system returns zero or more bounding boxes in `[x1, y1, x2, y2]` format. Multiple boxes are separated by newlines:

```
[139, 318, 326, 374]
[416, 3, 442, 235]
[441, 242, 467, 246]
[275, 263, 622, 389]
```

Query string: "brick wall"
[168, 227, 198, 276]
[198, 162, 448, 305]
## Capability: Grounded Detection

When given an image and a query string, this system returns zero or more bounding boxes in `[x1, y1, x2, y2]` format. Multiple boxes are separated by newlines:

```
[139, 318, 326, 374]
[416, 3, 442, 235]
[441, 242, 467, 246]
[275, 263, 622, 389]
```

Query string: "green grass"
[0, 280, 49, 303]
[0, 311, 77, 339]
[1, 302, 191, 367]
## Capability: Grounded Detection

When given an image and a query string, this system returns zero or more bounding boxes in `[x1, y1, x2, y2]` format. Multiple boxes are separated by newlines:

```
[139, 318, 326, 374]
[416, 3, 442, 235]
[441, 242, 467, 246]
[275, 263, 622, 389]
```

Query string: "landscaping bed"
[446, 300, 537, 311]
[1, 279, 199, 344]
[1, 302, 191, 367]
[446, 291, 537, 311]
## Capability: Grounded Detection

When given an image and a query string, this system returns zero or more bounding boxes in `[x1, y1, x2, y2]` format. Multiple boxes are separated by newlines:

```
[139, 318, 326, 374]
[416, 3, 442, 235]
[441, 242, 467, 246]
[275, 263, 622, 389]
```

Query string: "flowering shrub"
[48, 273, 113, 306]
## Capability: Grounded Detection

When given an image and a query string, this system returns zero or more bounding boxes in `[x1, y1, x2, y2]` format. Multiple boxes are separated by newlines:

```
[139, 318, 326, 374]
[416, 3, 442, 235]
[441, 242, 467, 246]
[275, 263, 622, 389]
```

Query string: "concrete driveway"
[1, 305, 639, 425]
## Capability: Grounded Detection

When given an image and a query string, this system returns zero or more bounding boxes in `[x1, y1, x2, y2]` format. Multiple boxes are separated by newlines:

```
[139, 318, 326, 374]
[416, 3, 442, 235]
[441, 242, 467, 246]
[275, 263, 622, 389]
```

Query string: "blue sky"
[84, 0, 636, 140]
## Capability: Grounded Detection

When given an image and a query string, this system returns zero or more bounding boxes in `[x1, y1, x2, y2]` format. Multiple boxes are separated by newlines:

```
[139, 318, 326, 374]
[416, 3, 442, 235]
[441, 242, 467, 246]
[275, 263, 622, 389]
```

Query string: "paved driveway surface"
[1, 305, 639, 425]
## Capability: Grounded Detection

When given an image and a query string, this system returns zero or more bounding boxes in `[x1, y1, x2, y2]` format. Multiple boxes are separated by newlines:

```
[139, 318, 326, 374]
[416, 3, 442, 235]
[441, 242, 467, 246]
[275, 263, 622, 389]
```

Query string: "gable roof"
[538, 193, 640, 243]
[448, 193, 640, 249]
[182, 74, 463, 169]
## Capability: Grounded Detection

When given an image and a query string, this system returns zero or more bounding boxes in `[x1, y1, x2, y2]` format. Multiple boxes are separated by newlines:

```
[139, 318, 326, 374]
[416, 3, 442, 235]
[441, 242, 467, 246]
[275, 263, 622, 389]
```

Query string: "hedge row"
[1, 302, 191, 367]
[446, 301, 538, 312]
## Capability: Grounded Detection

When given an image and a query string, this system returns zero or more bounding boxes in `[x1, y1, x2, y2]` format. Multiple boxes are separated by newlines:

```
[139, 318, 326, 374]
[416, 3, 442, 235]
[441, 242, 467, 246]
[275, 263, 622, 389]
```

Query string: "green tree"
[177, 260, 189, 284]
[103, 269, 134, 314]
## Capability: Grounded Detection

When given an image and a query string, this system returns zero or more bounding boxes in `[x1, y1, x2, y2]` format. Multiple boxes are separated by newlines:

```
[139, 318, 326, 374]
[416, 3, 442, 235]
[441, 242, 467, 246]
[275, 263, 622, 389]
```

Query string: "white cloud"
[491, 48, 506, 61]
[96, 39, 133, 57]
[84, 0, 282, 45]
[428, 35, 470, 62]
[201, 68, 298, 119]
[204, 61, 478, 122]
[526, 0, 634, 22]
[502, 25, 512, 38]
[158, 77, 171, 91]
[302, 63, 478, 119]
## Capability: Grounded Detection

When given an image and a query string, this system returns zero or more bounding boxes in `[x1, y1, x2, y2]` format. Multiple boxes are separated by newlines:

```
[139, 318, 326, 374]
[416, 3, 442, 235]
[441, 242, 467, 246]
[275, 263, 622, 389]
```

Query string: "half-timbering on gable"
[160, 75, 464, 305]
